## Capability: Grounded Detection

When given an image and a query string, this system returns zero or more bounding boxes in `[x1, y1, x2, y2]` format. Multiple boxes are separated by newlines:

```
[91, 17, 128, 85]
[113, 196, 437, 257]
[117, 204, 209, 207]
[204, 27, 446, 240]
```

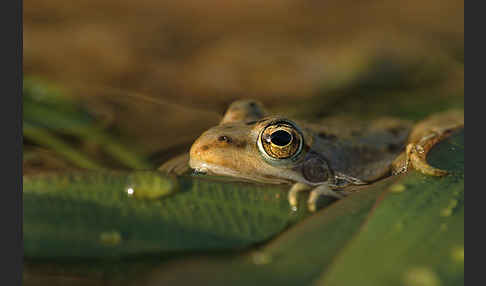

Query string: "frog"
[160, 99, 464, 212]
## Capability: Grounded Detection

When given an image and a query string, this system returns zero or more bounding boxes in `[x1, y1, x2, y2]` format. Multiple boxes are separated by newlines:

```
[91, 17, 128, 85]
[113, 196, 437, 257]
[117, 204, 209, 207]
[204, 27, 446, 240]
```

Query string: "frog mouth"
[189, 158, 291, 184]
[189, 159, 213, 175]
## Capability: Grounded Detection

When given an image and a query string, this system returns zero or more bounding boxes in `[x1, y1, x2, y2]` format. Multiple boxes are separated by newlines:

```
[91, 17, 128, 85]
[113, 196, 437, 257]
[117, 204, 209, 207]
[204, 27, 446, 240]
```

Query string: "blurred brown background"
[23, 0, 464, 159]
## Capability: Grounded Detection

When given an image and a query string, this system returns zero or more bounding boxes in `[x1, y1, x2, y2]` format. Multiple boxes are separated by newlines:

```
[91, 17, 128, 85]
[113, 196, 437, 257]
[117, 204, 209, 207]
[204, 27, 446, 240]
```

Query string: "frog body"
[161, 100, 464, 211]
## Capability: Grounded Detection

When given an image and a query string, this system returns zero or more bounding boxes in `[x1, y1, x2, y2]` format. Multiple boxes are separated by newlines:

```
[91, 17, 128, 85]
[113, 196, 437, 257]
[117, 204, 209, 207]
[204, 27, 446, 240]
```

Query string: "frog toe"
[392, 131, 455, 177]
[288, 182, 312, 211]
[307, 184, 347, 212]
[392, 110, 463, 177]
[408, 143, 449, 176]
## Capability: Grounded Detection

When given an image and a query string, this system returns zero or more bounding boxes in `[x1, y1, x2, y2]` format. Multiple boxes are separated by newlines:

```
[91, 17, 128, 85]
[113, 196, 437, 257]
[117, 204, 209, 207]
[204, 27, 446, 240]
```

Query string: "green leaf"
[23, 121, 104, 170]
[23, 78, 151, 170]
[24, 172, 309, 259]
[317, 130, 464, 286]
[135, 175, 397, 286]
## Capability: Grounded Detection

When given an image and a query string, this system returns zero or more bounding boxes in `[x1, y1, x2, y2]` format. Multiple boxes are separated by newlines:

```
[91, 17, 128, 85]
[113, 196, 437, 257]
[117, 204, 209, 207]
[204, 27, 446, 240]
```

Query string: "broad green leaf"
[317, 130, 464, 286]
[137, 176, 397, 286]
[24, 172, 309, 259]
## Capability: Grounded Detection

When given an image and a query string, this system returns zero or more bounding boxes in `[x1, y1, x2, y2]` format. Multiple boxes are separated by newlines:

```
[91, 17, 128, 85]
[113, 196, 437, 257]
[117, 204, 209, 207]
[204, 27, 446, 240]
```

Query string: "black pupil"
[270, 130, 292, 146]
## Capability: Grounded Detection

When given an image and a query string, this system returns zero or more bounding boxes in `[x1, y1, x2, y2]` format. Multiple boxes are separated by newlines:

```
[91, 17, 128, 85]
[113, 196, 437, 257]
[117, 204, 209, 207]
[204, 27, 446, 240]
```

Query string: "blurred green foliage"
[23, 78, 152, 171]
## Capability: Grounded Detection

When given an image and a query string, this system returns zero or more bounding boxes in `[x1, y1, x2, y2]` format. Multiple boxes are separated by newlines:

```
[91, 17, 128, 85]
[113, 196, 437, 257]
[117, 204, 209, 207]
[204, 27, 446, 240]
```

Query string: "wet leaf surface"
[317, 130, 464, 286]
[24, 172, 309, 259]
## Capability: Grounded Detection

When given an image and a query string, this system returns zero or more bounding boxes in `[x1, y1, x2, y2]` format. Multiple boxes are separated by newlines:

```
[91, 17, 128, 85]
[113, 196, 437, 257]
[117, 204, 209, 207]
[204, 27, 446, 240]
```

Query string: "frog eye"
[257, 120, 304, 162]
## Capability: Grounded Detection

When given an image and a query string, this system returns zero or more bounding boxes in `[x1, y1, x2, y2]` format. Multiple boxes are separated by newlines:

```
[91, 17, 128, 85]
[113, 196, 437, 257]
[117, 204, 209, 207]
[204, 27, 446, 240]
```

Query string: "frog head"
[189, 102, 332, 185]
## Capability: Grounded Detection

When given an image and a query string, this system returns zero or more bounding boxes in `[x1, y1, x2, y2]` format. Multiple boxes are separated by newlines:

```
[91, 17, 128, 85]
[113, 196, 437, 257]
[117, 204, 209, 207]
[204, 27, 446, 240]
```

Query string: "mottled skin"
[161, 99, 464, 212]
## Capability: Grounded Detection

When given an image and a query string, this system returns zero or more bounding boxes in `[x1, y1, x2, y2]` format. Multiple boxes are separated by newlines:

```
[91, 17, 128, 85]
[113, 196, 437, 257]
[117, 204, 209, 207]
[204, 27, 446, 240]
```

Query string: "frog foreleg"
[288, 182, 347, 212]
[288, 182, 312, 211]
[308, 183, 349, 212]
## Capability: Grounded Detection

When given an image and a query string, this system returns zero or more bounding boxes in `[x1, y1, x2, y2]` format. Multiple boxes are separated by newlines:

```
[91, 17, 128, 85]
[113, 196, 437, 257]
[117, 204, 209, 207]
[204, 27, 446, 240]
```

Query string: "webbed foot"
[391, 110, 464, 176]
[392, 136, 448, 176]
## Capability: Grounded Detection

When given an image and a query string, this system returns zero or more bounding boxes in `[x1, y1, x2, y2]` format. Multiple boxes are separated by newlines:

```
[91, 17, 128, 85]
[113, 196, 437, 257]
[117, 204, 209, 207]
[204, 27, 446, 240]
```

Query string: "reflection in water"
[125, 171, 177, 200]
[126, 187, 134, 196]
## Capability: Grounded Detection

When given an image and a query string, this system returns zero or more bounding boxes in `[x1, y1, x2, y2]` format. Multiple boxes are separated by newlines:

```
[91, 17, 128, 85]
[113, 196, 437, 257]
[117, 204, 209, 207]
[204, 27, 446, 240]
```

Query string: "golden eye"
[258, 120, 304, 162]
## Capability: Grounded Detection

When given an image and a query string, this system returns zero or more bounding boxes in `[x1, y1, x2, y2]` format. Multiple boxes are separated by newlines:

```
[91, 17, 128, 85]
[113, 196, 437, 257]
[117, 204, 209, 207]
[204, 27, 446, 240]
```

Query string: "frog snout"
[189, 137, 205, 161]
[189, 135, 215, 167]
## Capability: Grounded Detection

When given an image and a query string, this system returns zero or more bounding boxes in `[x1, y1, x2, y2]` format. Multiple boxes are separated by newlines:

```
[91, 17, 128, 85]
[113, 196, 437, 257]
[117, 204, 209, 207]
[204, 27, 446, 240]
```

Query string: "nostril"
[218, 135, 232, 143]
[200, 145, 209, 151]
